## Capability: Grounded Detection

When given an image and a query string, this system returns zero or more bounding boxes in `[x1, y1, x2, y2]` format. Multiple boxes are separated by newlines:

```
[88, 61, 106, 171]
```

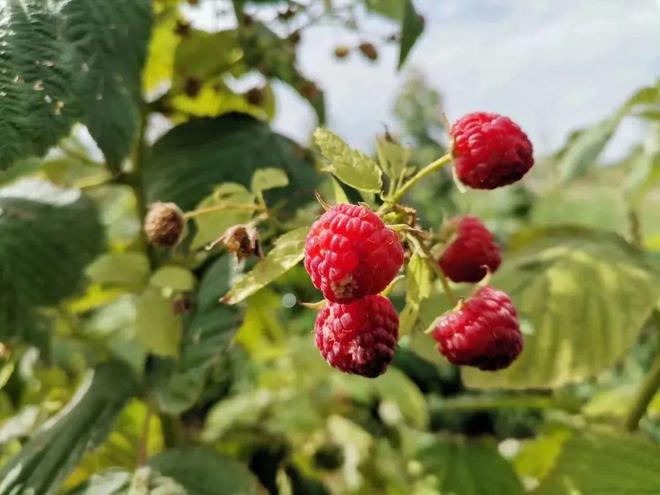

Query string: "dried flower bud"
[333, 45, 350, 59]
[144, 202, 185, 248]
[216, 224, 261, 262]
[358, 42, 378, 61]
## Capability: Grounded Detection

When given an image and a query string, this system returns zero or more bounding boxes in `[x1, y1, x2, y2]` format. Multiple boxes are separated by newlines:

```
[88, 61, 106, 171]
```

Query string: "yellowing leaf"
[313, 128, 382, 193]
[223, 227, 309, 304]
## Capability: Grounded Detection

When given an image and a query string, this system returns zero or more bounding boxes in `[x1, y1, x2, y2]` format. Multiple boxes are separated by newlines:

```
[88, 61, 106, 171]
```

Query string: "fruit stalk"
[391, 153, 452, 202]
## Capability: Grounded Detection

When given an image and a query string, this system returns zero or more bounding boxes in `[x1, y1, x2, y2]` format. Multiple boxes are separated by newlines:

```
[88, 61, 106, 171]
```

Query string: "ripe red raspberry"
[304, 204, 404, 303]
[432, 286, 522, 371]
[451, 112, 533, 189]
[439, 216, 501, 283]
[315, 295, 398, 377]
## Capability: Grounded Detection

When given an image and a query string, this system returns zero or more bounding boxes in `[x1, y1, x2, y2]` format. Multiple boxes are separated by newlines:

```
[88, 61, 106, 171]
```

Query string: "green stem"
[624, 354, 660, 432]
[624, 312, 660, 431]
[391, 153, 453, 203]
[628, 209, 643, 248]
[416, 238, 459, 306]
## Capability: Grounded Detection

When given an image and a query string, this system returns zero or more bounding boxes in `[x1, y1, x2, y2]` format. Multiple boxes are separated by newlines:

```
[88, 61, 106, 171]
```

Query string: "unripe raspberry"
[304, 204, 404, 303]
[439, 216, 501, 283]
[451, 112, 533, 189]
[315, 295, 398, 377]
[144, 202, 185, 248]
[432, 286, 522, 371]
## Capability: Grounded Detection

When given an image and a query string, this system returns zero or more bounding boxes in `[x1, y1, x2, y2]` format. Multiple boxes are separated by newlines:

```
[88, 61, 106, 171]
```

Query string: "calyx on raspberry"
[144, 202, 185, 248]
[451, 112, 533, 189]
[315, 295, 399, 377]
[304, 204, 404, 303]
[432, 286, 522, 371]
[439, 216, 501, 283]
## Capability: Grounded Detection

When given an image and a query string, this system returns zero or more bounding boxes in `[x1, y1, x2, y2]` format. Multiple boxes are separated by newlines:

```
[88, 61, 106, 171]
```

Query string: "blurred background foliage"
[0, 0, 659, 494]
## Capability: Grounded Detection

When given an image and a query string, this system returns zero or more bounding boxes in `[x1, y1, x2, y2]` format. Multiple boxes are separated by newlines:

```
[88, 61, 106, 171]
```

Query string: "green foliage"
[0, 361, 136, 495]
[0, 179, 104, 344]
[536, 431, 660, 494]
[314, 128, 383, 193]
[463, 227, 658, 389]
[223, 227, 309, 304]
[0, 0, 151, 170]
[148, 448, 261, 494]
[143, 114, 316, 210]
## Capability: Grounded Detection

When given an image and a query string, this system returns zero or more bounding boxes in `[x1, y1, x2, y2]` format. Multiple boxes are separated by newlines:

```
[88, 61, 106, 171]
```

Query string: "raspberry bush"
[0, 1, 659, 494]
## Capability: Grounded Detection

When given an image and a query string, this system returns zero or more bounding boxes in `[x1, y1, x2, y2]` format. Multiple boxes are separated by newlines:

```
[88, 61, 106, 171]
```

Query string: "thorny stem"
[391, 152, 453, 203]
[624, 312, 660, 432]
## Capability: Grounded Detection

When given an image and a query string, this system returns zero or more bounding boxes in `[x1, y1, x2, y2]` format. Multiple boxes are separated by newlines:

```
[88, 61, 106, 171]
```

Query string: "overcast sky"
[188, 0, 660, 159]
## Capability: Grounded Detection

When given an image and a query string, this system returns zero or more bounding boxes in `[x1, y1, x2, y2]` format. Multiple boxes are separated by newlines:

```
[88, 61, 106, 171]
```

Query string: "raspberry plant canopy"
[0, 1, 659, 494]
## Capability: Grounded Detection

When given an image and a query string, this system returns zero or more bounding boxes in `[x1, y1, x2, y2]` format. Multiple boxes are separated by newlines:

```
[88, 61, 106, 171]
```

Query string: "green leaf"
[135, 287, 182, 358]
[86, 253, 150, 289]
[67, 467, 186, 495]
[557, 111, 625, 182]
[399, 253, 433, 336]
[373, 368, 428, 428]
[398, 0, 424, 69]
[0, 361, 136, 495]
[148, 447, 262, 495]
[223, 226, 309, 304]
[191, 183, 255, 250]
[152, 255, 243, 414]
[150, 266, 197, 292]
[203, 390, 273, 442]
[61, 0, 152, 167]
[535, 432, 660, 495]
[144, 114, 317, 210]
[251, 167, 289, 196]
[365, 0, 404, 19]
[313, 128, 382, 193]
[417, 435, 524, 494]
[624, 123, 660, 208]
[462, 227, 658, 389]
[331, 177, 350, 204]
[376, 136, 410, 181]
[0, 0, 152, 170]
[0, 179, 104, 342]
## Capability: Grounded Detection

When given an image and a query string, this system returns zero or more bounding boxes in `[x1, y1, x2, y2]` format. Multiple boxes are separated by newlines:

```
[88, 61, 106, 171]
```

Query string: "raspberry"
[304, 204, 404, 303]
[432, 286, 522, 371]
[439, 216, 501, 283]
[315, 295, 398, 377]
[144, 202, 185, 248]
[451, 112, 533, 189]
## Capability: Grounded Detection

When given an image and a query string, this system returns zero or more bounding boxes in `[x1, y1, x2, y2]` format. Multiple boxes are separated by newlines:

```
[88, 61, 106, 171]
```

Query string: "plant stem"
[417, 238, 459, 306]
[184, 203, 263, 219]
[628, 209, 643, 248]
[624, 312, 660, 431]
[624, 353, 660, 431]
[137, 402, 153, 466]
[391, 153, 453, 203]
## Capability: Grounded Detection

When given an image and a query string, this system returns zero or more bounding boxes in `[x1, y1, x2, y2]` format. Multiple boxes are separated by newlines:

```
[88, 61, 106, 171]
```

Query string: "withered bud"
[144, 202, 185, 248]
[172, 295, 193, 315]
[358, 42, 378, 61]
[215, 224, 262, 262]
[245, 86, 265, 106]
[333, 45, 350, 59]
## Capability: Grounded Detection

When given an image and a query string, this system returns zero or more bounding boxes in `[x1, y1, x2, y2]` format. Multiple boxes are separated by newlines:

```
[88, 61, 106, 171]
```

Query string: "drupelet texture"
[304, 204, 404, 303]
[451, 112, 533, 189]
[439, 216, 501, 283]
[432, 286, 522, 371]
[315, 295, 399, 377]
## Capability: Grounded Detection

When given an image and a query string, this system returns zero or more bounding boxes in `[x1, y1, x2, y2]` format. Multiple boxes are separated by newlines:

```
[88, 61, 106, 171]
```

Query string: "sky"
[188, 0, 660, 159]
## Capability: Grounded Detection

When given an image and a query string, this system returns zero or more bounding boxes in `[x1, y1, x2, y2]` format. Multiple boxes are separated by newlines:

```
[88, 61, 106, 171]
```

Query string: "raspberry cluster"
[305, 204, 403, 377]
[303, 112, 531, 377]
